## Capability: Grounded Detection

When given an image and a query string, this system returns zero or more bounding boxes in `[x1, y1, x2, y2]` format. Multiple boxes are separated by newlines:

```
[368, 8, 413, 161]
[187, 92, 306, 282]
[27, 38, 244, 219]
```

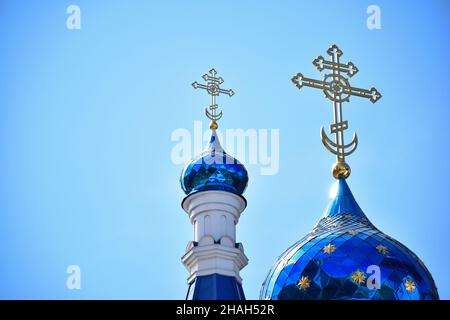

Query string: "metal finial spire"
[192, 68, 235, 130]
[291, 44, 381, 179]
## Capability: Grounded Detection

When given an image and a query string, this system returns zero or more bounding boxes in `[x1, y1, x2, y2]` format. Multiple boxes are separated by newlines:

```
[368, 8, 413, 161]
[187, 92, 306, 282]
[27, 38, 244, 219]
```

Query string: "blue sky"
[0, 0, 449, 299]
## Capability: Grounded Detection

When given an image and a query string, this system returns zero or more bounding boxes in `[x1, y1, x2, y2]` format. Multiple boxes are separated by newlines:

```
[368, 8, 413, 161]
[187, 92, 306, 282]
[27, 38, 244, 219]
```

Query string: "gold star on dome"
[405, 279, 416, 293]
[347, 229, 358, 235]
[323, 243, 336, 254]
[351, 270, 367, 285]
[376, 244, 389, 255]
[297, 276, 311, 290]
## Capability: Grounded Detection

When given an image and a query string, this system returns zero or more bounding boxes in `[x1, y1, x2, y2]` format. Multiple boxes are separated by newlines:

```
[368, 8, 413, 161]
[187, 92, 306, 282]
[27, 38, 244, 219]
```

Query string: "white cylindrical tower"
[180, 129, 249, 300]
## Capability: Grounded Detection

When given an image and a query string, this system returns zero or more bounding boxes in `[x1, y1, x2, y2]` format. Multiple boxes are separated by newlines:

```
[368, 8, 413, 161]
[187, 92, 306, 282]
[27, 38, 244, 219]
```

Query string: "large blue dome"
[181, 130, 248, 195]
[260, 179, 439, 300]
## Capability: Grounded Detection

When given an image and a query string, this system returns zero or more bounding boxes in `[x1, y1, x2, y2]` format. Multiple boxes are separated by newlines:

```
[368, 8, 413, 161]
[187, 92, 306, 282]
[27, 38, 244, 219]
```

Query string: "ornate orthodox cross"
[291, 44, 381, 179]
[192, 68, 235, 129]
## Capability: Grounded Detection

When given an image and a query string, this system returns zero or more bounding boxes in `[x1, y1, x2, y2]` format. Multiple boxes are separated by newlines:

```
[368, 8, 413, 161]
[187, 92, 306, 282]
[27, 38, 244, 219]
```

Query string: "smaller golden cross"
[192, 68, 235, 129]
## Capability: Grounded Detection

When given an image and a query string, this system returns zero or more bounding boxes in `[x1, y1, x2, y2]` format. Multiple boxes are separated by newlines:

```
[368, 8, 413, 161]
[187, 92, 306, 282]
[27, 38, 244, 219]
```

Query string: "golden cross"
[192, 68, 235, 129]
[291, 45, 381, 179]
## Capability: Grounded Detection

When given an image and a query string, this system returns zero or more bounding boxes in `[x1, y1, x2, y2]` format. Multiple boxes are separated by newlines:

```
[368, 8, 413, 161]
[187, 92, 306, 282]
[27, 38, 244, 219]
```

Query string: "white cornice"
[181, 243, 248, 284]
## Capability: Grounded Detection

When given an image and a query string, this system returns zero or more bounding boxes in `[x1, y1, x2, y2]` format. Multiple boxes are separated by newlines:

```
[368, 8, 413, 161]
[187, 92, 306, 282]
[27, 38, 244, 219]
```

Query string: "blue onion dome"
[181, 130, 248, 195]
[260, 179, 439, 300]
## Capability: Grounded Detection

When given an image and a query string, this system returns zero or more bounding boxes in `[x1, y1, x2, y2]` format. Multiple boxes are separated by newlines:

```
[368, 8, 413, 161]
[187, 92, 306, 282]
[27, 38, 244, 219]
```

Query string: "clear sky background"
[0, 0, 449, 299]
